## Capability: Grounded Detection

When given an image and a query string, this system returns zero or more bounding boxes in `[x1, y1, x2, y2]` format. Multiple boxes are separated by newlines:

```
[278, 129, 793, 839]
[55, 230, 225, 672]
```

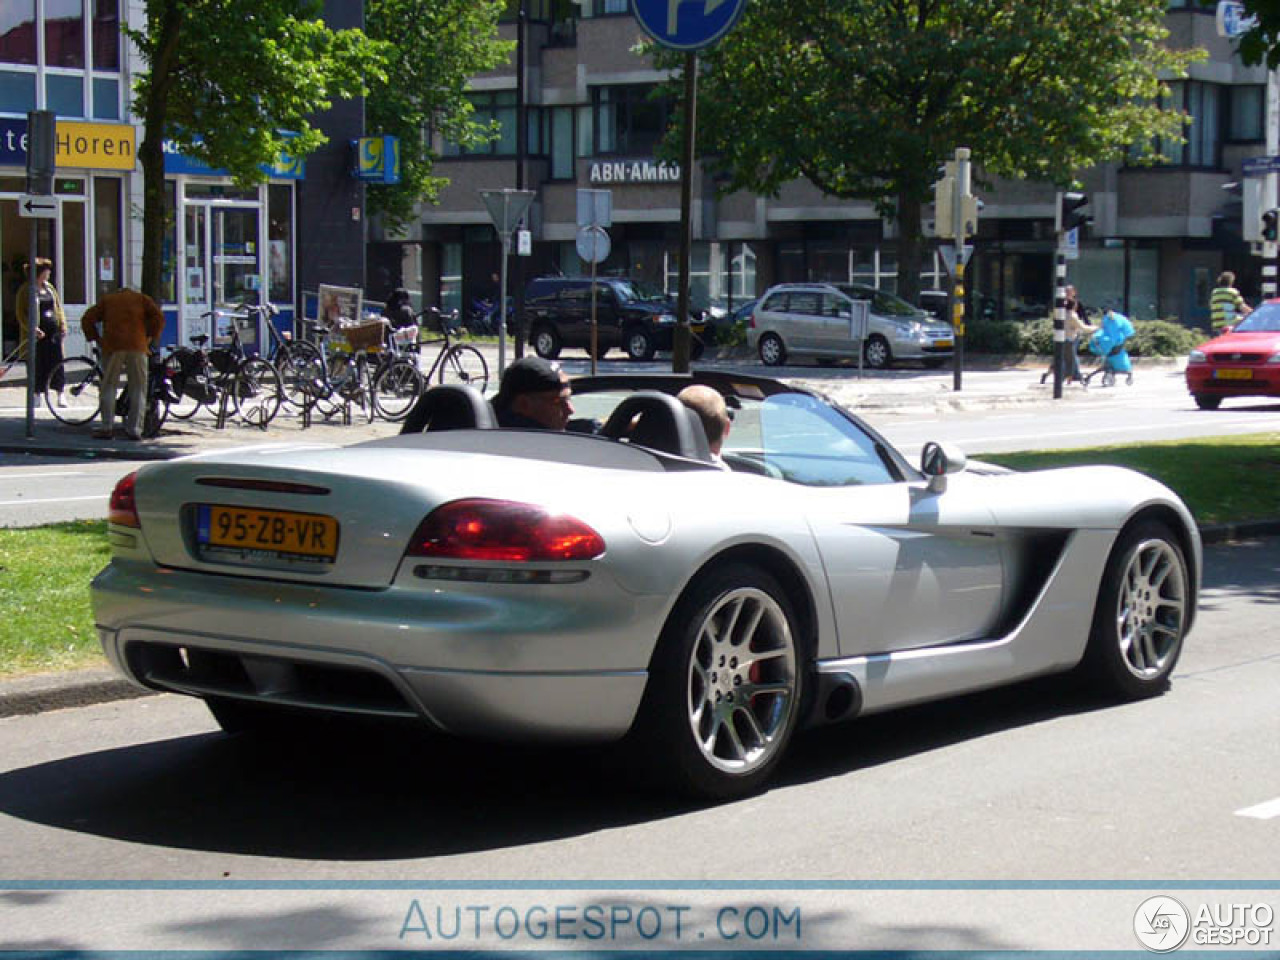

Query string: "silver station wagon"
[748, 282, 955, 369]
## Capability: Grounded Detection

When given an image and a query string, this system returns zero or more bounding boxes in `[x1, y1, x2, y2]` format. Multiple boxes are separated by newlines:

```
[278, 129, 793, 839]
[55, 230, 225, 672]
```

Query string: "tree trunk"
[895, 191, 924, 307]
[139, 0, 182, 303]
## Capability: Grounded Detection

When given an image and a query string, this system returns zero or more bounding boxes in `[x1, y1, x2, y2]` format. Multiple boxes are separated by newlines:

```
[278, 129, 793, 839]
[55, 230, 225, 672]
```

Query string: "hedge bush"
[965, 315, 1204, 357]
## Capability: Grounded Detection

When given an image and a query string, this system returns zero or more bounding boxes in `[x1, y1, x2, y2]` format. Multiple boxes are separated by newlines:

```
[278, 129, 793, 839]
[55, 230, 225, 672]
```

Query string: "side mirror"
[921, 441, 967, 493]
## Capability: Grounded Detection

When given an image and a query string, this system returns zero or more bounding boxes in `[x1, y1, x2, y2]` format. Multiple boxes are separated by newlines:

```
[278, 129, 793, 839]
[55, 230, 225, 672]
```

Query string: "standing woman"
[16, 258, 68, 406]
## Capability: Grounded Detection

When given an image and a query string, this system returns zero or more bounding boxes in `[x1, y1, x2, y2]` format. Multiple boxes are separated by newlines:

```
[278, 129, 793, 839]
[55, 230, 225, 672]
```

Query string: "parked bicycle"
[44, 345, 179, 438]
[408, 306, 489, 392]
[162, 309, 283, 427]
[306, 316, 425, 422]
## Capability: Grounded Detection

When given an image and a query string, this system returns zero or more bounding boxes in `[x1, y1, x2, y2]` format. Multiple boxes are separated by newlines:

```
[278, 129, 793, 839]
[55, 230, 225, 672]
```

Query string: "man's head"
[1218, 271, 1236, 288]
[495, 357, 573, 430]
[677, 384, 730, 455]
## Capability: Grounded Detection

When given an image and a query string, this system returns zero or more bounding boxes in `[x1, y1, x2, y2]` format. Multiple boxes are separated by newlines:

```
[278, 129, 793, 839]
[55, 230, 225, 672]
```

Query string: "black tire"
[757, 333, 786, 367]
[142, 393, 168, 438]
[373, 357, 425, 421]
[531, 325, 561, 360]
[624, 326, 656, 361]
[437, 344, 489, 392]
[628, 563, 807, 801]
[1081, 519, 1190, 700]
[162, 351, 206, 420]
[1193, 394, 1221, 411]
[232, 357, 283, 427]
[45, 356, 101, 425]
[278, 346, 326, 410]
[864, 334, 892, 369]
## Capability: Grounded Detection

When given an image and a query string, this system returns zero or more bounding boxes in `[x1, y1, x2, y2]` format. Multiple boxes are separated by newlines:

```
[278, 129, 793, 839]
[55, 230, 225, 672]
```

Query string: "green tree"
[664, 0, 1203, 304]
[129, 0, 389, 302]
[364, 0, 513, 231]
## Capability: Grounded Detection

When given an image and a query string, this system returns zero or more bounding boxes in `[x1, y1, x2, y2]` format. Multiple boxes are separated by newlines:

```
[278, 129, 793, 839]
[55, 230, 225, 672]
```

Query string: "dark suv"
[522, 277, 704, 361]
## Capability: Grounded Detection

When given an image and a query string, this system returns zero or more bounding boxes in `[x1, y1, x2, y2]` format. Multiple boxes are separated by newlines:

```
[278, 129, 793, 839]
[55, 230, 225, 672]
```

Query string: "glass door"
[182, 204, 210, 343]
[181, 201, 262, 350]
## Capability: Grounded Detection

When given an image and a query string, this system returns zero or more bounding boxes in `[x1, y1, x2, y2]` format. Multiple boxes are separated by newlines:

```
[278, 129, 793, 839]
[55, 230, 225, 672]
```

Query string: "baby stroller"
[1082, 309, 1135, 387]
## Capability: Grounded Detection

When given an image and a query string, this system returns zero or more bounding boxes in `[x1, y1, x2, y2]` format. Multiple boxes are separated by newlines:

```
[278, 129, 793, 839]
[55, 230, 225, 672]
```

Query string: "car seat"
[400, 383, 497, 434]
[601, 390, 714, 462]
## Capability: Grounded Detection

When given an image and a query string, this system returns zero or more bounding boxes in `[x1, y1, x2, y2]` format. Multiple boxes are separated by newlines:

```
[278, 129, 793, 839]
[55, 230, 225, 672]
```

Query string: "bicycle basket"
[390, 324, 420, 347]
[341, 319, 387, 352]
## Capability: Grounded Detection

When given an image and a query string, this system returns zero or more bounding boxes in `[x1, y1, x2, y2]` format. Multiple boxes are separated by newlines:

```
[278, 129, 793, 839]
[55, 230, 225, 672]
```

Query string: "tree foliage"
[1222, 0, 1280, 66]
[129, 0, 389, 301]
[364, 0, 513, 231]
[660, 0, 1203, 303]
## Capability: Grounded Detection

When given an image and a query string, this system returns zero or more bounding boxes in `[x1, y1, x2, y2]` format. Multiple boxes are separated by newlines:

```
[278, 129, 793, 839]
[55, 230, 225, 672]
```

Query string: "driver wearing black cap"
[493, 357, 574, 430]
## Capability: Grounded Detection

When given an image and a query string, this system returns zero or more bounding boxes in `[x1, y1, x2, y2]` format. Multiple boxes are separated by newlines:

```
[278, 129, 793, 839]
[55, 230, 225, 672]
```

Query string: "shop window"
[93, 176, 120, 302]
[593, 85, 671, 155]
[268, 183, 293, 303]
[44, 0, 84, 69]
[59, 200, 87, 304]
[93, 0, 119, 71]
[0, 3, 36, 65]
[0, 71, 36, 114]
[91, 76, 118, 119]
[46, 73, 84, 117]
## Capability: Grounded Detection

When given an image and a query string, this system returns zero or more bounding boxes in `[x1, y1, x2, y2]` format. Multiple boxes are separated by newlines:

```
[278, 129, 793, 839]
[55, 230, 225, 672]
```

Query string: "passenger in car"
[493, 356, 574, 430]
[677, 384, 731, 469]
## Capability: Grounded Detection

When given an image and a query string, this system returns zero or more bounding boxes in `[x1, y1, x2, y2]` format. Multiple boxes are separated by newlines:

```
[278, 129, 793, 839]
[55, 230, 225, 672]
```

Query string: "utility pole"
[512, 0, 527, 359]
[1054, 191, 1091, 399]
[934, 147, 978, 392]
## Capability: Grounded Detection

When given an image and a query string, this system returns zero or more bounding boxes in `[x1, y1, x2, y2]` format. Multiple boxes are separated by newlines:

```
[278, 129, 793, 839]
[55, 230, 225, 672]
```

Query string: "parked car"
[747, 282, 955, 368]
[92, 371, 1199, 802]
[523, 277, 705, 361]
[1185, 300, 1280, 409]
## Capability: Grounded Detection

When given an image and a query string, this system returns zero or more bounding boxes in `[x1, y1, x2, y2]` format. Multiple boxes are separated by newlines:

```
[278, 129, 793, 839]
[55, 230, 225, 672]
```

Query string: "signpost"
[630, 0, 748, 371]
[17, 195, 58, 219]
[479, 188, 536, 378]
[577, 189, 612, 374]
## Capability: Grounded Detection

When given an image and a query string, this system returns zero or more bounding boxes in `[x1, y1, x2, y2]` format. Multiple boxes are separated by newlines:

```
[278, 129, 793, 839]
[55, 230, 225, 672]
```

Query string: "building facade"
[375, 0, 1269, 330]
[1, 0, 365, 358]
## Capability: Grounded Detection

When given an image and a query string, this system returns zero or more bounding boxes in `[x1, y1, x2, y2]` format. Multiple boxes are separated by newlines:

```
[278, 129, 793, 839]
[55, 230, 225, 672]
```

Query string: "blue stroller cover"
[1088, 310, 1135, 373]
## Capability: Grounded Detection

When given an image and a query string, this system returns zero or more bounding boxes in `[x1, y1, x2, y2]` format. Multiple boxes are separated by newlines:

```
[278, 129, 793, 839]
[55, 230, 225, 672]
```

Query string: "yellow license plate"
[1214, 368, 1252, 380]
[935, 339, 954, 348]
[198, 505, 338, 560]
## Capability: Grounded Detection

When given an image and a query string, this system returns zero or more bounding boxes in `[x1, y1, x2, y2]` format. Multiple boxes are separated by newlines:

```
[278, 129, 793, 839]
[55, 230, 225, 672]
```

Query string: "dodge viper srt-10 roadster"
[92, 371, 1199, 801]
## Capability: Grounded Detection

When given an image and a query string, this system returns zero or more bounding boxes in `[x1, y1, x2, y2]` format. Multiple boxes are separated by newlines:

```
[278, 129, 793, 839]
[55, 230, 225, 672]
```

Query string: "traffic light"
[933, 162, 956, 238]
[1263, 209, 1279, 242]
[1058, 191, 1092, 233]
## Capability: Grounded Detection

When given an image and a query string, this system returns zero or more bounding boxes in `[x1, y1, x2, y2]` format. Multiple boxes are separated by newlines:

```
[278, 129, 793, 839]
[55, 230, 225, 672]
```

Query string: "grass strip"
[0, 519, 111, 677]
[979, 432, 1280, 527]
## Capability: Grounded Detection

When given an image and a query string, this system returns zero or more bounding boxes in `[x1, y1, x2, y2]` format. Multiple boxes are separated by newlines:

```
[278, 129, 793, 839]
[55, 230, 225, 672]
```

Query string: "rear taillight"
[406, 499, 605, 562]
[748, 312, 756, 328]
[109, 471, 140, 528]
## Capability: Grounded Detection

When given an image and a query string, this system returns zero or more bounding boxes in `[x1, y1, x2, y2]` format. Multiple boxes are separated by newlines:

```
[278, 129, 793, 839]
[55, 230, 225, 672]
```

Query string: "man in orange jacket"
[81, 288, 165, 440]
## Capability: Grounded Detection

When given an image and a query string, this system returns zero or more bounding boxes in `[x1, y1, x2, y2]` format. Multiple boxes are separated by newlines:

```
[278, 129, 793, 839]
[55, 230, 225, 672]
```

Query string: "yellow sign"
[55, 121, 135, 171]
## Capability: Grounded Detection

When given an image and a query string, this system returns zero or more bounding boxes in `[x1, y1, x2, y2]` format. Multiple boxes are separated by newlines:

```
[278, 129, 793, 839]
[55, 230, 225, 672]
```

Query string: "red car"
[1185, 301, 1280, 410]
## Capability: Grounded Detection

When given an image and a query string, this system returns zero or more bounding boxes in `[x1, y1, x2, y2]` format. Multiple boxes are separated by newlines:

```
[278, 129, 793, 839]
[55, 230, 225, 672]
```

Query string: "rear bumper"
[92, 560, 656, 742]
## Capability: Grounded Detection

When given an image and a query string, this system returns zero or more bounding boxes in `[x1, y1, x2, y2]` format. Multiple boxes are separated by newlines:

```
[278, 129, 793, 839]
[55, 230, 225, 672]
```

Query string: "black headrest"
[601, 390, 713, 462]
[400, 383, 497, 434]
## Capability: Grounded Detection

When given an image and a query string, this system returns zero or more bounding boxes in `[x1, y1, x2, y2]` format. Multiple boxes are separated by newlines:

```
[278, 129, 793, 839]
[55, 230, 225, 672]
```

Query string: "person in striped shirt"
[1210, 272, 1251, 332]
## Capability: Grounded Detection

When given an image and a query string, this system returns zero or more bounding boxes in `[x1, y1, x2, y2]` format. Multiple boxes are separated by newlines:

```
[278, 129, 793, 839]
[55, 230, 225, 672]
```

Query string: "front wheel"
[373, 357, 425, 421]
[45, 356, 101, 425]
[629, 564, 806, 801]
[624, 327, 656, 361]
[863, 334, 892, 370]
[437, 344, 489, 393]
[1082, 519, 1190, 700]
[232, 358, 282, 427]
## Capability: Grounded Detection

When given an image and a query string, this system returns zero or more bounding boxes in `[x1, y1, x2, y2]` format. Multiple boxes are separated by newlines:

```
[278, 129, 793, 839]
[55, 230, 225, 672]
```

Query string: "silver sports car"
[92, 372, 1199, 801]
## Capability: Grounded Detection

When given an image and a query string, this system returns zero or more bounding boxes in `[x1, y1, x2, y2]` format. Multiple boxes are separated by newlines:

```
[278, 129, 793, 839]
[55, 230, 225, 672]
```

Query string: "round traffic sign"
[631, 0, 749, 51]
[576, 225, 611, 264]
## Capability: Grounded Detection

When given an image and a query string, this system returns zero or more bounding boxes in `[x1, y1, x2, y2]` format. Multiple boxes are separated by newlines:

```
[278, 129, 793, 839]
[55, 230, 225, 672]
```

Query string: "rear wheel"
[531, 325, 561, 360]
[629, 563, 806, 801]
[232, 358, 282, 427]
[1193, 394, 1221, 410]
[758, 333, 786, 367]
[373, 357, 425, 421]
[863, 334, 892, 369]
[1082, 519, 1189, 700]
[45, 356, 101, 425]
[437, 344, 489, 392]
[162, 351, 205, 420]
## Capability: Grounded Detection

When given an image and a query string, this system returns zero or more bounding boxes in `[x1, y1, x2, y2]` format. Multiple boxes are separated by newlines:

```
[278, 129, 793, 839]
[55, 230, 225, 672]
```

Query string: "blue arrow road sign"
[631, 0, 749, 50]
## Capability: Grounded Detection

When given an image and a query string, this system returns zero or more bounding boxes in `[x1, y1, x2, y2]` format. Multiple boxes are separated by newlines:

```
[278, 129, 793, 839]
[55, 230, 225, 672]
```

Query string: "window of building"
[1147, 82, 1220, 167]
[60, 194, 86, 303]
[268, 184, 293, 303]
[1228, 84, 1263, 141]
[0, 1, 118, 116]
[0, 3, 37, 65]
[45, 72, 82, 116]
[593, 85, 671, 155]
[93, 175, 120, 302]
[0, 72, 36, 113]
[161, 180, 177, 303]
[441, 242, 462, 313]
[45, 0, 84, 68]
[442, 91, 521, 156]
[91, 76, 117, 119]
[93, 0, 118, 69]
[578, 0, 629, 15]
[549, 106, 575, 179]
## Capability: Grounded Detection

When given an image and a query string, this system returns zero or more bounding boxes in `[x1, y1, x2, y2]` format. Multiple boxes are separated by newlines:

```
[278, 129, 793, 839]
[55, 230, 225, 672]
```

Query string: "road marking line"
[0, 471, 87, 479]
[0, 494, 103, 506]
[1235, 798, 1280, 820]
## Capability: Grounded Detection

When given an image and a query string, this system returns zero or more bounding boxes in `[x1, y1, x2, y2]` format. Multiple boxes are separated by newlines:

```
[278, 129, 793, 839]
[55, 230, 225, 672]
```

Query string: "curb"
[2, 521, 1276, 719]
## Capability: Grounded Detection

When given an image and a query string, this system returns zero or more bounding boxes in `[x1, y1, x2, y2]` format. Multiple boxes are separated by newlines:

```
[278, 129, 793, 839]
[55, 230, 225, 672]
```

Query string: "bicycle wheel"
[162, 350, 206, 421]
[278, 350, 327, 410]
[142, 392, 170, 438]
[437, 344, 489, 392]
[46, 356, 101, 425]
[373, 357, 425, 421]
[232, 357, 283, 427]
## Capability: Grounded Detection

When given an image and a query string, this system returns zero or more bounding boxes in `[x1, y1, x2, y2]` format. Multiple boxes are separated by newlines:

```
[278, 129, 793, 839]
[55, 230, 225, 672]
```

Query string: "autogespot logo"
[1135, 896, 1191, 952]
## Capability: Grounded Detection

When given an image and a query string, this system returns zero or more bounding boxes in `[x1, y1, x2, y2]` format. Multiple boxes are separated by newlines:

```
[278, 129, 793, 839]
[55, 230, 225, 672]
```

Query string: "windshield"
[612, 280, 670, 304]
[837, 283, 923, 318]
[1233, 304, 1280, 333]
